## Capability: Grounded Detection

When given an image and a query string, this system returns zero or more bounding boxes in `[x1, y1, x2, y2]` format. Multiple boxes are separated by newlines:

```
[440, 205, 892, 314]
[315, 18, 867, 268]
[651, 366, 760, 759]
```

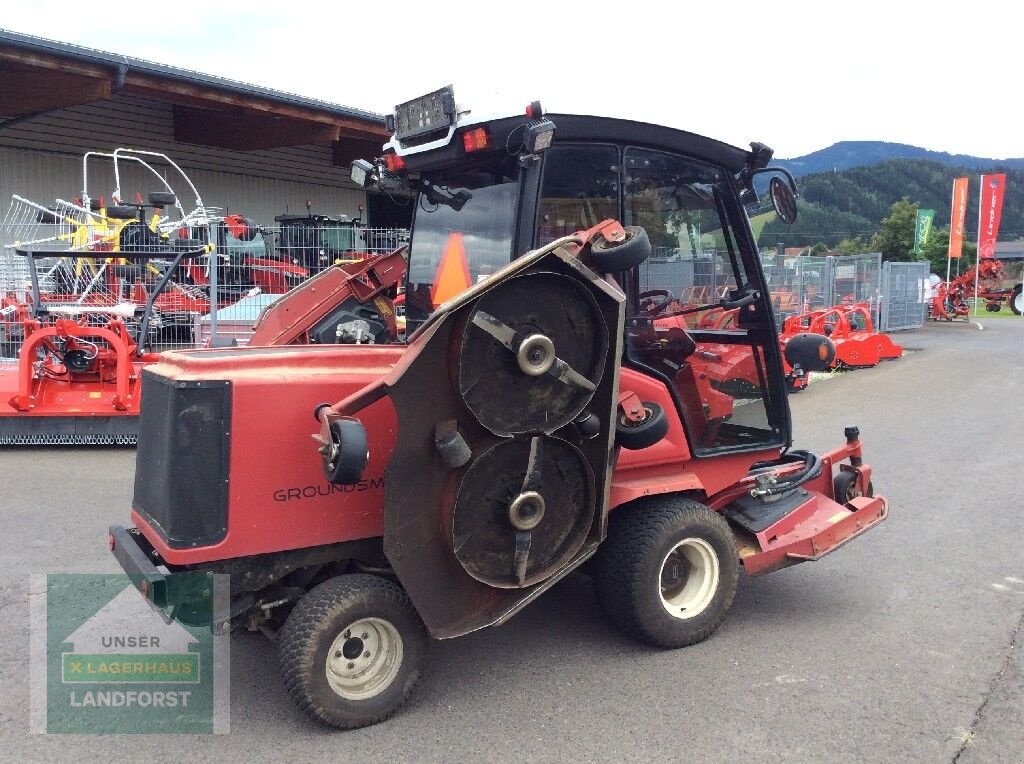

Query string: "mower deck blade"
[0, 416, 137, 446]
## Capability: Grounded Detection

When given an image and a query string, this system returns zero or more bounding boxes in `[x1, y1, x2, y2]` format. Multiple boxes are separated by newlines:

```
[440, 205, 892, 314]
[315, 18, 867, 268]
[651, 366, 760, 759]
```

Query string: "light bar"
[393, 85, 456, 141]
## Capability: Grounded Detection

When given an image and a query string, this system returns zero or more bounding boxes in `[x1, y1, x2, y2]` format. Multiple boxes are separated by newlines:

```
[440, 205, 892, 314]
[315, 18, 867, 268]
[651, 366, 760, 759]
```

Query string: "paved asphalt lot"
[1, 318, 1022, 762]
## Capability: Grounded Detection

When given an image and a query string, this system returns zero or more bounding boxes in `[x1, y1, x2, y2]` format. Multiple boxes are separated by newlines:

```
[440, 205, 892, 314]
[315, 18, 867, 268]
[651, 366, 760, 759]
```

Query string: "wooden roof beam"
[129, 75, 386, 138]
[0, 63, 111, 117]
[174, 106, 343, 151]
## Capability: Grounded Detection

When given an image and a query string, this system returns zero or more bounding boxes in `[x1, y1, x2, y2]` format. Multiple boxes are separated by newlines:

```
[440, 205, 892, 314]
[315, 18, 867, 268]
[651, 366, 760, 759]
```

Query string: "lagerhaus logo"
[31, 573, 229, 734]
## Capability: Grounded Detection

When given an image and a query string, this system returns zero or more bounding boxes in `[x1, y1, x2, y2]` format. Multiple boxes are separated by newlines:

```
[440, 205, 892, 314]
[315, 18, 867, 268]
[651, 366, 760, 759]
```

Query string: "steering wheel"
[639, 289, 673, 314]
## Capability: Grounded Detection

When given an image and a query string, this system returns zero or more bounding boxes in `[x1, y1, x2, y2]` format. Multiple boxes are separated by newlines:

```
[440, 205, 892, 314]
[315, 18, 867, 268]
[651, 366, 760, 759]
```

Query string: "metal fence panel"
[760, 252, 883, 328]
[880, 260, 929, 331]
[0, 217, 408, 358]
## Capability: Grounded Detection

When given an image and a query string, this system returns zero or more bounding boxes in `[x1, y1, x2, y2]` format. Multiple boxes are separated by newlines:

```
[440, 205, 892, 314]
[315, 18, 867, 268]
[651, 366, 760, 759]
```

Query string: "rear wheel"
[1010, 284, 1023, 316]
[594, 496, 738, 648]
[278, 574, 428, 729]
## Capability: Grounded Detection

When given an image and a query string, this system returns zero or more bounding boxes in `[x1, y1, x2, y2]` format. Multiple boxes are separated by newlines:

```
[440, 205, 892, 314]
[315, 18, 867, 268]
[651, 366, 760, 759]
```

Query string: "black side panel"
[133, 371, 231, 548]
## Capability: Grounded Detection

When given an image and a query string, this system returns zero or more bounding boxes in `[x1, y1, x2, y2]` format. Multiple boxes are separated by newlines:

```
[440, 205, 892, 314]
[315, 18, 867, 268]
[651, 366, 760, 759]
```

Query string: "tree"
[871, 197, 919, 262]
[919, 226, 976, 275]
[835, 236, 872, 255]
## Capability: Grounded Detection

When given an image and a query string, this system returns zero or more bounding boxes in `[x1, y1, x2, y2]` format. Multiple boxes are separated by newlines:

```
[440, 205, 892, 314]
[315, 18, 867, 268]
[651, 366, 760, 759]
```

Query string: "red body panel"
[132, 345, 404, 565]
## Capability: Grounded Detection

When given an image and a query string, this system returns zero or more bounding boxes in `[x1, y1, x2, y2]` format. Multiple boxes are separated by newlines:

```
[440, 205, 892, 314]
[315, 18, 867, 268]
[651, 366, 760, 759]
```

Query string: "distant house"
[994, 240, 1024, 261]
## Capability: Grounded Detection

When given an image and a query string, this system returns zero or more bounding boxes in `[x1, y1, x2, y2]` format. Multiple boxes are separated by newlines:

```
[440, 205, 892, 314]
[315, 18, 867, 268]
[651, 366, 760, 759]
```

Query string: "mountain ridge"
[778, 141, 1024, 177]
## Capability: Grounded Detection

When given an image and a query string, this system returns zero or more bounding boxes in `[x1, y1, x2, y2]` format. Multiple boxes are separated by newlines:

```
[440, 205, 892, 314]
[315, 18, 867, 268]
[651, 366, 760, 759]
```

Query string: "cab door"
[622, 147, 787, 455]
[536, 142, 788, 456]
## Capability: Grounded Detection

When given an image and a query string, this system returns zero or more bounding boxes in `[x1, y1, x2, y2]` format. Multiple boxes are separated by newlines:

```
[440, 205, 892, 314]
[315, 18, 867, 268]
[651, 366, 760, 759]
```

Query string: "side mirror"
[769, 176, 798, 224]
[784, 332, 835, 373]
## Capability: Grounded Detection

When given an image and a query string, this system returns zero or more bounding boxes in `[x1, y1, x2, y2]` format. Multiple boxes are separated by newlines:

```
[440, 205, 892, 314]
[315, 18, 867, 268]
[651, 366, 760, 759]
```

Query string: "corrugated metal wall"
[0, 95, 369, 225]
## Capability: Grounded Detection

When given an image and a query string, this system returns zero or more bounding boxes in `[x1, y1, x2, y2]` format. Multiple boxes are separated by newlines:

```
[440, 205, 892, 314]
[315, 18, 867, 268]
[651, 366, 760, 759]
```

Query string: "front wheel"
[593, 496, 738, 648]
[1010, 284, 1023, 316]
[278, 574, 428, 729]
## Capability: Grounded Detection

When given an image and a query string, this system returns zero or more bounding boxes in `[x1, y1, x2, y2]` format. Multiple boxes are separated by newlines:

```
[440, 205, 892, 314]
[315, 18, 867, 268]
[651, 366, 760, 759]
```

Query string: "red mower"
[781, 302, 901, 370]
[109, 88, 888, 729]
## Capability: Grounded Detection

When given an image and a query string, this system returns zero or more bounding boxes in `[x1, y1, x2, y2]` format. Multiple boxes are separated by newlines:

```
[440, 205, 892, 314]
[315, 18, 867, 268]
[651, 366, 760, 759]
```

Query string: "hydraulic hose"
[749, 449, 823, 498]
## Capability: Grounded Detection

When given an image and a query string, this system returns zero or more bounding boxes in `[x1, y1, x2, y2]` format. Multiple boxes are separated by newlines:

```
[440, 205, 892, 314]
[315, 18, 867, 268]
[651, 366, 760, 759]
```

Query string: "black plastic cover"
[133, 370, 231, 548]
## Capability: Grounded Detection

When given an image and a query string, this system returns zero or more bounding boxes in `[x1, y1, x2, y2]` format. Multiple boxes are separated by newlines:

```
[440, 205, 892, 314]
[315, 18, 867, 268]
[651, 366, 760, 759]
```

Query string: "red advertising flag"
[977, 173, 1007, 259]
[948, 177, 969, 259]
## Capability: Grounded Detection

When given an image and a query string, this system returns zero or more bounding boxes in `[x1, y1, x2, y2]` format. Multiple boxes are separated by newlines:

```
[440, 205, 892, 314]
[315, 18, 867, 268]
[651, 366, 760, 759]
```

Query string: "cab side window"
[537, 145, 619, 245]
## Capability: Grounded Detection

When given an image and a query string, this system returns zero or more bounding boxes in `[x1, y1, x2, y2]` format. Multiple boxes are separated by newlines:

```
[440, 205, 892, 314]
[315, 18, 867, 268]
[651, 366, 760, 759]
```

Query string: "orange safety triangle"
[430, 232, 472, 307]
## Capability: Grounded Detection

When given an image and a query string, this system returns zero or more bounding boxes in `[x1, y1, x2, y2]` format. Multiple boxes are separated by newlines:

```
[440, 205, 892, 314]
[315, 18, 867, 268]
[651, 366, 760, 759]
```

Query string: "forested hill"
[759, 159, 1024, 247]
[778, 141, 1024, 176]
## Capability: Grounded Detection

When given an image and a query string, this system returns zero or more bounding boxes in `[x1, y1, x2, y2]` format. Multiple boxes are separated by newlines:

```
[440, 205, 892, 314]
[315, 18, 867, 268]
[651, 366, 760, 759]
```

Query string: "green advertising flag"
[914, 209, 935, 254]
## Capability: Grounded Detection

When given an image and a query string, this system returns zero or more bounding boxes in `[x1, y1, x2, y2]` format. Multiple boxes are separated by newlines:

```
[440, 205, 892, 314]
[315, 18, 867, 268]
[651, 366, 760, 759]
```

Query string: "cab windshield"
[405, 157, 520, 330]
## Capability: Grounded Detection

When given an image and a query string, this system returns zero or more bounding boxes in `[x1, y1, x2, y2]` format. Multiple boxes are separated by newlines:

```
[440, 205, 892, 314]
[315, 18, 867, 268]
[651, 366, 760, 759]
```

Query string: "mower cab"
[109, 86, 887, 729]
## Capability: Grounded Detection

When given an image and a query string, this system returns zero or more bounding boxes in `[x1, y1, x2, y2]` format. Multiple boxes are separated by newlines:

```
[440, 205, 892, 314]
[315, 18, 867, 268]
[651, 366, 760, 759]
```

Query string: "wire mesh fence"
[880, 260, 929, 331]
[0, 216, 409, 357]
[759, 252, 883, 328]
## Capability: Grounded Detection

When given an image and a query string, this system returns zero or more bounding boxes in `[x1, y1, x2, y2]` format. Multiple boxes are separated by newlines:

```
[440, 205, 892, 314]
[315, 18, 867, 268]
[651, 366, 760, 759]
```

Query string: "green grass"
[749, 211, 776, 243]
[970, 299, 1022, 319]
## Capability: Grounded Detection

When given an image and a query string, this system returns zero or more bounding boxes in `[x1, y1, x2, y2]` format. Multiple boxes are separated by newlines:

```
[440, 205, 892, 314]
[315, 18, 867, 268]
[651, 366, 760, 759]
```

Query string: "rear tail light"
[383, 153, 406, 172]
[462, 127, 491, 153]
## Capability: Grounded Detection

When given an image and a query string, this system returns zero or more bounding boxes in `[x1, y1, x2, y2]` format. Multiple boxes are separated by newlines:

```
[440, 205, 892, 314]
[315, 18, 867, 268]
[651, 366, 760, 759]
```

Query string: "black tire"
[985, 302, 1001, 313]
[594, 496, 739, 648]
[147, 191, 177, 208]
[236, 216, 259, 241]
[323, 418, 369, 485]
[833, 471, 874, 502]
[278, 574, 428, 730]
[590, 225, 651, 272]
[106, 204, 139, 220]
[615, 401, 669, 450]
[173, 238, 205, 253]
[1010, 284, 1023, 316]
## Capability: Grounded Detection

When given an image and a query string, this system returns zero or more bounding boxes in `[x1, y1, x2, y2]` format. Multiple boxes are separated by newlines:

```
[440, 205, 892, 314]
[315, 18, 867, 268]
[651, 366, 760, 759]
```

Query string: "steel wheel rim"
[1014, 291, 1023, 314]
[325, 617, 403, 701]
[659, 537, 719, 620]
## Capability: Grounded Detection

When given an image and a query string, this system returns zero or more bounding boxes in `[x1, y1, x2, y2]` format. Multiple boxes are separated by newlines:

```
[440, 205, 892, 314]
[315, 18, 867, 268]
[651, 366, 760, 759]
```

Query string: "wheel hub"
[325, 617, 403, 701]
[658, 538, 719, 620]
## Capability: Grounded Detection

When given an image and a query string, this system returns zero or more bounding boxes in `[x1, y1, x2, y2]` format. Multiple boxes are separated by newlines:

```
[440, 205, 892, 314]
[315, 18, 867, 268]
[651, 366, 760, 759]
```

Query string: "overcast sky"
[4, 0, 1020, 159]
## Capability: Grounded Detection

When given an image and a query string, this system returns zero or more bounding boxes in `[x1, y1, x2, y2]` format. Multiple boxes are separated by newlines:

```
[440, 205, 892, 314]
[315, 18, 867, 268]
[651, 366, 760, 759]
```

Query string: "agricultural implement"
[0, 149, 297, 444]
[930, 258, 1023, 319]
[109, 88, 888, 729]
[781, 302, 902, 370]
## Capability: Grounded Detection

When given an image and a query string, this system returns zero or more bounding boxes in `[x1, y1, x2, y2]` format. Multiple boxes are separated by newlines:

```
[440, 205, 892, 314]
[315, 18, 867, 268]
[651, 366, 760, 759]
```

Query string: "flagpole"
[945, 182, 954, 286]
[974, 174, 983, 315]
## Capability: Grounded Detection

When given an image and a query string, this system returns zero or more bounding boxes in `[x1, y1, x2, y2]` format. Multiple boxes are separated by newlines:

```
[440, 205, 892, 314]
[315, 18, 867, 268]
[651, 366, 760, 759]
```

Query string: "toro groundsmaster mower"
[109, 87, 888, 729]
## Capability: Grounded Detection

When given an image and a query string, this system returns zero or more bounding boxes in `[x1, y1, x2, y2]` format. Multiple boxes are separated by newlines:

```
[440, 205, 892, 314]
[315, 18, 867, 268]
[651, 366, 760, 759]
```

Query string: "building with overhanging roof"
[0, 29, 407, 226]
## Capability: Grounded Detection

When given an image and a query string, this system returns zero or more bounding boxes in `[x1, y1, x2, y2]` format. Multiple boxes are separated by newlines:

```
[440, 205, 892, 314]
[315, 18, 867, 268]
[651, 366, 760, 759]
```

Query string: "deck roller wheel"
[321, 418, 369, 485]
[589, 225, 652, 273]
[458, 271, 609, 435]
[833, 471, 874, 502]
